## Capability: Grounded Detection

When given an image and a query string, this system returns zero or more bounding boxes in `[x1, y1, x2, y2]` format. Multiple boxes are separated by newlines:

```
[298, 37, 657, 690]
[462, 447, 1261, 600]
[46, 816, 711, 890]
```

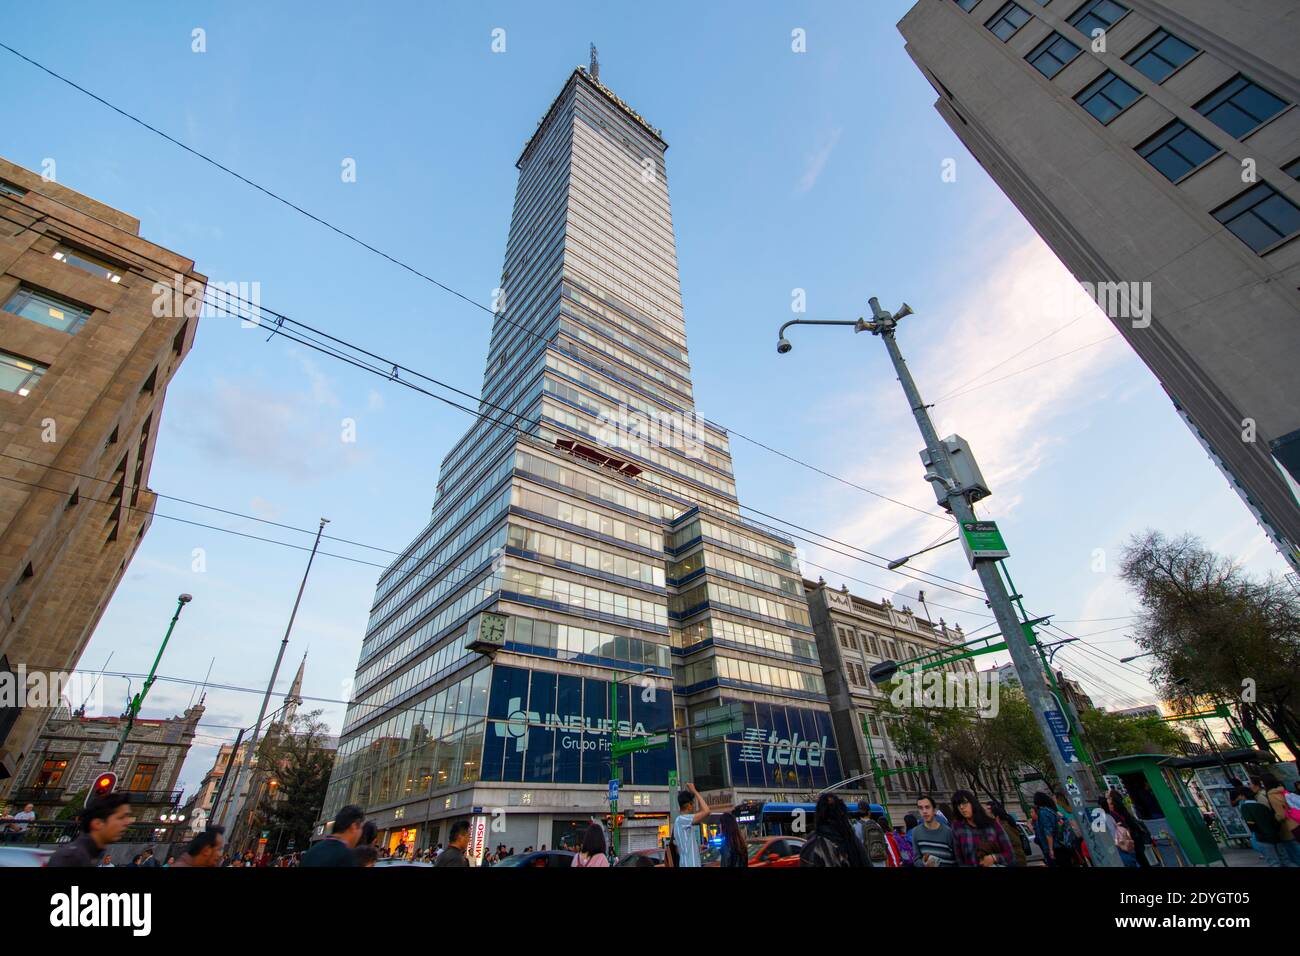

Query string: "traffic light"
[90, 771, 117, 799]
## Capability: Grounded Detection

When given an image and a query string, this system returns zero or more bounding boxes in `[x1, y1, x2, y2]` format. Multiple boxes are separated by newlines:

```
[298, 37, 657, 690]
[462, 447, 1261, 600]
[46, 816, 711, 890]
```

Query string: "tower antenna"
[589, 43, 599, 82]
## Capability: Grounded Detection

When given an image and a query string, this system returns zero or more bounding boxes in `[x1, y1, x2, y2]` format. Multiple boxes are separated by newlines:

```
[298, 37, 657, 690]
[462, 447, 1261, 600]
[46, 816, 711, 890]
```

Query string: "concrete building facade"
[0, 158, 204, 788]
[318, 65, 836, 856]
[899, 0, 1300, 572]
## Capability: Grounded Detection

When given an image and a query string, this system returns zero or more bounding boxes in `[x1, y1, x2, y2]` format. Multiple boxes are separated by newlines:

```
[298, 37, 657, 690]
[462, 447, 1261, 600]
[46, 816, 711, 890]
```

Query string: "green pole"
[107, 593, 192, 770]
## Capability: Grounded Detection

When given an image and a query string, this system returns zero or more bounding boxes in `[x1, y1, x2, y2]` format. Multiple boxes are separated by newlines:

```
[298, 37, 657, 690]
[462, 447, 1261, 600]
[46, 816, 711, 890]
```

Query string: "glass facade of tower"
[320, 69, 838, 848]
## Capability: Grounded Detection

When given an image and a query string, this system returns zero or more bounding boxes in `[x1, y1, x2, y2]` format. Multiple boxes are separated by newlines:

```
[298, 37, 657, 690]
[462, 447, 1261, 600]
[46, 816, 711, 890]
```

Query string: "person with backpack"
[799, 793, 872, 867]
[1105, 789, 1149, 867]
[1032, 791, 1069, 867]
[896, 814, 920, 867]
[951, 790, 1014, 867]
[986, 799, 1028, 867]
[852, 803, 895, 867]
[1233, 786, 1291, 867]
[1258, 772, 1300, 866]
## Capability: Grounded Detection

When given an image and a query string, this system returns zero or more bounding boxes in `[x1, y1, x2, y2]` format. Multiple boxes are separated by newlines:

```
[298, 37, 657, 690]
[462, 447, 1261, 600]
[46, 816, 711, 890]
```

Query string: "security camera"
[777, 337, 793, 354]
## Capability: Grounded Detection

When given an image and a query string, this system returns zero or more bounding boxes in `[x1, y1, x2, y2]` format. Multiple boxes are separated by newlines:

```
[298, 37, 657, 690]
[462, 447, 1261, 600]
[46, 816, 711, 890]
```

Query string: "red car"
[705, 836, 804, 867]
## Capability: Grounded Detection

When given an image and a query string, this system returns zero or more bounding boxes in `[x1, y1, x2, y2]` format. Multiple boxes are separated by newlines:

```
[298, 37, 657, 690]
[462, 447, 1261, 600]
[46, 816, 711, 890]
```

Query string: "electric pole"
[777, 300, 1122, 868]
[217, 517, 328, 840]
[107, 593, 192, 769]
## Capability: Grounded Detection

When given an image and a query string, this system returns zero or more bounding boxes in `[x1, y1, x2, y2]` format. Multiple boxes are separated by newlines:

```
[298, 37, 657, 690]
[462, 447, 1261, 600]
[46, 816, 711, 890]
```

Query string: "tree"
[1119, 531, 1300, 756]
[250, 710, 335, 856]
[1079, 708, 1187, 760]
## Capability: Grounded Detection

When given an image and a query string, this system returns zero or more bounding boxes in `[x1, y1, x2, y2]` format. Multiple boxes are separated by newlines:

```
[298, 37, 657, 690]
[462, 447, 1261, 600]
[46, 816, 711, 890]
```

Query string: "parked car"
[492, 850, 575, 868]
[1015, 822, 1046, 866]
[372, 857, 434, 867]
[614, 847, 666, 867]
[701, 836, 804, 868]
[0, 846, 52, 867]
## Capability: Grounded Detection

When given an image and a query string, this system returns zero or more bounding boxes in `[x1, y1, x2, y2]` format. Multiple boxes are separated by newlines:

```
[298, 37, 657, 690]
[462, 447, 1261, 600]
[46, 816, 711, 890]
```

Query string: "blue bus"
[732, 799, 889, 838]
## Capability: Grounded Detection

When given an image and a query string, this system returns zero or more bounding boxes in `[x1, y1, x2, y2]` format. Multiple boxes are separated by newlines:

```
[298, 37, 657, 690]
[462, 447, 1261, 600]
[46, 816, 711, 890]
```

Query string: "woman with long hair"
[718, 811, 749, 868]
[571, 823, 610, 867]
[1032, 790, 1071, 867]
[1106, 789, 1148, 867]
[798, 793, 872, 867]
[950, 790, 1014, 867]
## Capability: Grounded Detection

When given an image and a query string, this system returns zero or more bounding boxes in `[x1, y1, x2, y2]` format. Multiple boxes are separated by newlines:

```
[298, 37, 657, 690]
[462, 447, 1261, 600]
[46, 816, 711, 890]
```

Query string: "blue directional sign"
[1044, 709, 1078, 763]
[607, 779, 619, 802]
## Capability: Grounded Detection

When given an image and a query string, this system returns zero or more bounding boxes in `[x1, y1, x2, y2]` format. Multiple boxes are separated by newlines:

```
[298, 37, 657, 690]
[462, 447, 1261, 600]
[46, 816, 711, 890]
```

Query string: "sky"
[2, 0, 1289, 796]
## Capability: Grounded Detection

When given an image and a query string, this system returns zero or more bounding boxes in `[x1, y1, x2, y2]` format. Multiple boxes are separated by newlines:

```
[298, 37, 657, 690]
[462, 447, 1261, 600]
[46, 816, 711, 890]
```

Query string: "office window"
[1027, 33, 1081, 78]
[954, 0, 980, 10]
[1195, 75, 1289, 139]
[0, 351, 46, 397]
[52, 245, 123, 283]
[1124, 29, 1197, 83]
[1213, 183, 1300, 253]
[1075, 71, 1140, 123]
[3, 287, 93, 334]
[1068, 0, 1127, 35]
[0, 179, 25, 198]
[128, 762, 158, 792]
[985, 2, 1031, 41]
[1284, 158, 1300, 180]
[1137, 120, 1217, 181]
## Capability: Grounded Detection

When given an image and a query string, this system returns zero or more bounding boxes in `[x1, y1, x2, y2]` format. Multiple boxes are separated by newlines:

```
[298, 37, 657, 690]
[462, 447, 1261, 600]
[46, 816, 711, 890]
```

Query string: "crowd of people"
[25, 772, 1300, 869]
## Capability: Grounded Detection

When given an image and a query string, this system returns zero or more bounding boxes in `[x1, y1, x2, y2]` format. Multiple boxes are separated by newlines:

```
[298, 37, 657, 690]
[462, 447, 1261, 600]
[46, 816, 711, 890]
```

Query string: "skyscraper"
[319, 65, 841, 855]
[899, 0, 1300, 572]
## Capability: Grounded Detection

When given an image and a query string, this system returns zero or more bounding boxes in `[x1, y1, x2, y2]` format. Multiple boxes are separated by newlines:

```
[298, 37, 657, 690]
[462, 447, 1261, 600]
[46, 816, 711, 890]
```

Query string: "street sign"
[959, 520, 1009, 567]
[692, 702, 744, 740]
[1044, 709, 1078, 764]
[607, 779, 620, 802]
[610, 733, 669, 758]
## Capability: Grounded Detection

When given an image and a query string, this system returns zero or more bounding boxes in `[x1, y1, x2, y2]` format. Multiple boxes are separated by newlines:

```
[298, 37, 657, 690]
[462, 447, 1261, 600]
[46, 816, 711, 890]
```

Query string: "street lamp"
[1120, 650, 1155, 664]
[886, 537, 959, 570]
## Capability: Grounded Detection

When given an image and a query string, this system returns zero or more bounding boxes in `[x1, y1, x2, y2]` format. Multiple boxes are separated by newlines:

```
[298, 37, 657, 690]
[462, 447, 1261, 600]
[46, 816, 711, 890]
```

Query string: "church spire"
[281, 651, 306, 727]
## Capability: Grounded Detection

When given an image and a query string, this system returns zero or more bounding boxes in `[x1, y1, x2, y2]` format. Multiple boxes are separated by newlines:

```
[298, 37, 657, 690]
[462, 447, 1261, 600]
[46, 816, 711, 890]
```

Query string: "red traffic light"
[91, 772, 117, 798]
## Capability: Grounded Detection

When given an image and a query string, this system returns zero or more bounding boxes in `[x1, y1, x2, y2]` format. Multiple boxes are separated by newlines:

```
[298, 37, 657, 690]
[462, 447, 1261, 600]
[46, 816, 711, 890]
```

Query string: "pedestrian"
[571, 823, 610, 867]
[172, 826, 225, 868]
[897, 814, 919, 867]
[1032, 791, 1069, 867]
[99, 854, 114, 867]
[433, 820, 471, 867]
[672, 782, 714, 868]
[986, 800, 1027, 867]
[1231, 787, 1289, 867]
[908, 794, 957, 867]
[717, 811, 748, 868]
[355, 845, 380, 867]
[46, 793, 134, 868]
[950, 790, 1014, 867]
[1105, 790, 1149, 867]
[851, 803, 892, 866]
[1053, 791, 1087, 865]
[799, 793, 871, 867]
[164, 855, 176, 867]
[6, 803, 35, 843]
[300, 804, 365, 867]
[1258, 773, 1300, 866]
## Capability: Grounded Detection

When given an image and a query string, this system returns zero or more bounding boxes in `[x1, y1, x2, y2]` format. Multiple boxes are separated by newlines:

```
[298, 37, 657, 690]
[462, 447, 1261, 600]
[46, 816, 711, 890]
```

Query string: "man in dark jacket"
[433, 820, 471, 867]
[300, 805, 365, 867]
[47, 793, 134, 867]
[799, 793, 872, 867]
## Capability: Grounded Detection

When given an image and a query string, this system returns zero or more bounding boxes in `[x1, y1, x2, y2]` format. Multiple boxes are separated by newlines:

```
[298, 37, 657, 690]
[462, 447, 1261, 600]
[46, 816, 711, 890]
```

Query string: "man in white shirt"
[672, 783, 716, 867]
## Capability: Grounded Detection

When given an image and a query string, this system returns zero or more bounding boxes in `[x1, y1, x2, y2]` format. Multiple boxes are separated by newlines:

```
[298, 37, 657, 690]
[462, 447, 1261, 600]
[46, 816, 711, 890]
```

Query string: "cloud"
[795, 127, 843, 195]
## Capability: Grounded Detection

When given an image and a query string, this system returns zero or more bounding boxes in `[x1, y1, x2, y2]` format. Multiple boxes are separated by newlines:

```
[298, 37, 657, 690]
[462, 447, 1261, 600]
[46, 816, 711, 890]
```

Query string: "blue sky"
[2, 0, 1286, 793]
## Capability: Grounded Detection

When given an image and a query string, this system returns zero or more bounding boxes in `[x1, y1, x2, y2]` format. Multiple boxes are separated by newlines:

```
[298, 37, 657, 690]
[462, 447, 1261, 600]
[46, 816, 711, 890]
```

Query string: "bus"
[731, 799, 890, 839]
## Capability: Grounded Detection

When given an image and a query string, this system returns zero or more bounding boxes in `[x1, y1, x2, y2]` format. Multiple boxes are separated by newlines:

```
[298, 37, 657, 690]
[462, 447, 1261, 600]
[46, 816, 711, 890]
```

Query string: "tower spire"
[589, 42, 599, 82]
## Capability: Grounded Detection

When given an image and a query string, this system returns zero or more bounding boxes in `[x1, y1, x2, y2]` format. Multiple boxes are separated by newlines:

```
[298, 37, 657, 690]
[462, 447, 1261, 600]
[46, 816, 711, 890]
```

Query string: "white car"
[0, 846, 52, 867]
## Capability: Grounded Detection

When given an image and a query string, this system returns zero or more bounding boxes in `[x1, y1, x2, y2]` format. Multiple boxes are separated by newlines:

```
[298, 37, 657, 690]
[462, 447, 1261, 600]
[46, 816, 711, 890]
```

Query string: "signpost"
[959, 520, 1009, 567]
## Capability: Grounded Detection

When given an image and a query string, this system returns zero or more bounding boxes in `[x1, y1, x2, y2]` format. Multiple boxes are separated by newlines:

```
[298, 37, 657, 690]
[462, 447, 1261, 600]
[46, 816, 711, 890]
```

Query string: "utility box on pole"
[920, 434, 991, 509]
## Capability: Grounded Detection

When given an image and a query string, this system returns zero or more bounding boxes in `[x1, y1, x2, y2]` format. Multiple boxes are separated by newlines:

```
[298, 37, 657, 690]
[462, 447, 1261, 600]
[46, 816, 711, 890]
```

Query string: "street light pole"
[777, 300, 1122, 867]
[218, 518, 328, 837]
[108, 593, 192, 769]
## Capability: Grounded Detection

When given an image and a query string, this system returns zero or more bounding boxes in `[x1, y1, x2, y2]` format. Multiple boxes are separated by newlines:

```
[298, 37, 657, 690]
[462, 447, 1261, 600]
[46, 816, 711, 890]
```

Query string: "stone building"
[7, 701, 202, 823]
[0, 157, 204, 788]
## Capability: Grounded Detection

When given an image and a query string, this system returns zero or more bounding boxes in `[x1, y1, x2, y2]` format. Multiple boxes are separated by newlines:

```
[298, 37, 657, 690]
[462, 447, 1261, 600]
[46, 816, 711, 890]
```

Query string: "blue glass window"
[1075, 71, 1140, 122]
[1137, 120, 1218, 181]
[986, 2, 1031, 41]
[1027, 33, 1082, 78]
[1068, 0, 1128, 36]
[1124, 29, 1197, 83]
[1195, 75, 1289, 138]
[1213, 183, 1300, 253]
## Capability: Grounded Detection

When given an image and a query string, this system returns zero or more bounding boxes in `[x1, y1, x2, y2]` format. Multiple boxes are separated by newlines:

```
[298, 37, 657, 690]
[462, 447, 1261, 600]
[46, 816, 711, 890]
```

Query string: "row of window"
[509, 616, 673, 670]
[963, 0, 1300, 255]
[674, 615, 819, 661]
[499, 565, 669, 628]
[511, 484, 662, 552]
[677, 654, 826, 695]
[507, 521, 666, 588]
